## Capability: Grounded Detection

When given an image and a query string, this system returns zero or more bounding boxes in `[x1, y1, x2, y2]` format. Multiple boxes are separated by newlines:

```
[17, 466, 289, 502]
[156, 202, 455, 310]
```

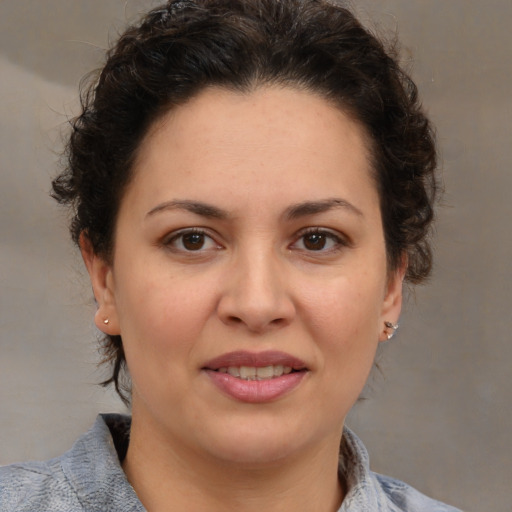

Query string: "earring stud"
[384, 321, 399, 340]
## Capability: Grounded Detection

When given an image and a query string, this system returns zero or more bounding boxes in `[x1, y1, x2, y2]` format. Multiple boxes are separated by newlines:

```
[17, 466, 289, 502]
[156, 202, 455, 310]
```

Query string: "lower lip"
[204, 370, 306, 403]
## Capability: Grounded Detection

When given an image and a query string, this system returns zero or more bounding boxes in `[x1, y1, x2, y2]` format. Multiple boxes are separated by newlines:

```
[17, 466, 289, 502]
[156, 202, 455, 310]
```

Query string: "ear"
[378, 256, 407, 343]
[79, 232, 120, 335]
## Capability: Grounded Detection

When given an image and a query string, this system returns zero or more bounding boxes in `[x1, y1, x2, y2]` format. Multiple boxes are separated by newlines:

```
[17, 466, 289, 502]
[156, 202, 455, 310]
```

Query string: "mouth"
[203, 350, 307, 376]
[202, 351, 308, 403]
[216, 364, 295, 380]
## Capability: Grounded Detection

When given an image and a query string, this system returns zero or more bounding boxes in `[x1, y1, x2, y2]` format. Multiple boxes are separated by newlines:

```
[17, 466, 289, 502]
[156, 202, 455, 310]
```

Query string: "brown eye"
[165, 229, 221, 253]
[291, 228, 346, 254]
[302, 232, 327, 251]
[182, 232, 206, 251]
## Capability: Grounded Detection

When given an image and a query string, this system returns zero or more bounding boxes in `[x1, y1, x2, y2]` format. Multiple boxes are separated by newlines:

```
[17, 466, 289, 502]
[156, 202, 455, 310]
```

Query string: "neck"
[122, 411, 344, 512]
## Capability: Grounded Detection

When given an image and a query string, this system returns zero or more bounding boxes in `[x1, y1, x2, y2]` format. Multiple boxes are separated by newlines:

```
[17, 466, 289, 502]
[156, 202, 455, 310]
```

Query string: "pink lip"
[202, 351, 308, 403]
[203, 350, 307, 370]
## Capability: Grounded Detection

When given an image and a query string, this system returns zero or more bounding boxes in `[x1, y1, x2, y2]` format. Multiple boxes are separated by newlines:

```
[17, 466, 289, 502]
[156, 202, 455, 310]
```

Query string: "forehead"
[146, 86, 369, 147]
[127, 86, 378, 214]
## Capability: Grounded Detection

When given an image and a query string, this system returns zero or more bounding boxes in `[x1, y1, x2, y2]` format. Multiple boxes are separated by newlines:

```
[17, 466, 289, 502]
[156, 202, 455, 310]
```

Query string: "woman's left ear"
[79, 232, 120, 335]
[378, 258, 407, 342]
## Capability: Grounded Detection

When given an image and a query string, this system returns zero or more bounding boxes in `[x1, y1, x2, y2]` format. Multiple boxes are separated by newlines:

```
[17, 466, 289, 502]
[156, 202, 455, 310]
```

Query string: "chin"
[197, 420, 321, 467]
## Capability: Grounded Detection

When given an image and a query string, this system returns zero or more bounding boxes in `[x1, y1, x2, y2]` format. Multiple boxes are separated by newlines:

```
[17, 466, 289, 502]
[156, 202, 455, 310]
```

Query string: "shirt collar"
[60, 414, 144, 511]
[59, 414, 391, 512]
[338, 426, 389, 511]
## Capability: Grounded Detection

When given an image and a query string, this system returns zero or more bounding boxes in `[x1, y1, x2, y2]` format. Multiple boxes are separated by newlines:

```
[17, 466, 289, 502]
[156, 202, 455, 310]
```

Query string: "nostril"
[217, 290, 296, 332]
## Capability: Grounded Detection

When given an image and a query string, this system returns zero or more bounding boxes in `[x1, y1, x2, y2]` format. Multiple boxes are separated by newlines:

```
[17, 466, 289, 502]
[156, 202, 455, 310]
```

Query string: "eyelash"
[162, 227, 349, 255]
[162, 228, 221, 253]
[291, 227, 349, 254]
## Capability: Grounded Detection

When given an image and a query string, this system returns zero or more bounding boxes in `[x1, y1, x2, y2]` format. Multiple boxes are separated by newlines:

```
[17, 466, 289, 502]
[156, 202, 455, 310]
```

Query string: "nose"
[217, 248, 296, 333]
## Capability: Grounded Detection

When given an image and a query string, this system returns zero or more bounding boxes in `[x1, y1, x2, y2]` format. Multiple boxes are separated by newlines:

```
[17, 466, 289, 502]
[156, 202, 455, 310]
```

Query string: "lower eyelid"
[161, 228, 348, 251]
[289, 230, 347, 252]
[162, 228, 224, 251]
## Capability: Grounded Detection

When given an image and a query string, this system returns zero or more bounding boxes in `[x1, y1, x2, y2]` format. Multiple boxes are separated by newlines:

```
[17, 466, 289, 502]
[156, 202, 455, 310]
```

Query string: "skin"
[82, 86, 404, 512]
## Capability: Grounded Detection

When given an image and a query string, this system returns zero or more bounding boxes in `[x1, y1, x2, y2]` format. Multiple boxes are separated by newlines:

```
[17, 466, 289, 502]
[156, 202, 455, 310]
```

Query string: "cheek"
[307, 283, 381, 402]
[115, 270, 217, 368]
[299, 272, 384, 344]
[117, 273, 219, 411]
[298, 272, 384, 401]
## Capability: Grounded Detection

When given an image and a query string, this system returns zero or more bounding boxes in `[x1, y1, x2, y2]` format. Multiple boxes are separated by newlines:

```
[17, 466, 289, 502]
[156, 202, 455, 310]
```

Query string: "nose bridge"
[240, 244, 281, 301]
[217, 239, 295, 331]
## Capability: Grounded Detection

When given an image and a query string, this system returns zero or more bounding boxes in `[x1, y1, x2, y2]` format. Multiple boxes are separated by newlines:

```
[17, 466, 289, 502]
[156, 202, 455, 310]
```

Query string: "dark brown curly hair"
[52, 0, 437, 404]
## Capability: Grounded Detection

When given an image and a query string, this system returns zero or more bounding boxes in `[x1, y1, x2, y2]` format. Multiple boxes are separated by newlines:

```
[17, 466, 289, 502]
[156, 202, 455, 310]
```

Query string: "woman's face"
[86, 86, 403, 465]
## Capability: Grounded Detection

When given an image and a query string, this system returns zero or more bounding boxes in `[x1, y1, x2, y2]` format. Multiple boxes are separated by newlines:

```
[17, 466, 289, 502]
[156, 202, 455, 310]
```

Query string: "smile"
[203, 351, 308, 403]
[217, 365, 293, 380]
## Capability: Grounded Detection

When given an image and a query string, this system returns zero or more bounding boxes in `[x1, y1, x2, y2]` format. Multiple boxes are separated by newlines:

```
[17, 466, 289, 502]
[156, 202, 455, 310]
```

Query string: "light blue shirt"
[0, 414, 462, 511]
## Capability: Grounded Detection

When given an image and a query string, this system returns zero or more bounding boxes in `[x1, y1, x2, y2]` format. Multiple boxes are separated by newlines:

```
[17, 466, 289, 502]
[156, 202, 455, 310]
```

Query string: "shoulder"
[373, 472, 463, 512]
[0, 414, 141, 512]
[0, 458, 81, 511]
[339, 427, 463, 512]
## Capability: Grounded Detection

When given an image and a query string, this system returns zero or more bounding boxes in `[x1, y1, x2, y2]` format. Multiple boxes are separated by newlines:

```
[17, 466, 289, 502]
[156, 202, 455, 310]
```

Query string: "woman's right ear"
[79, 232, 120, 335]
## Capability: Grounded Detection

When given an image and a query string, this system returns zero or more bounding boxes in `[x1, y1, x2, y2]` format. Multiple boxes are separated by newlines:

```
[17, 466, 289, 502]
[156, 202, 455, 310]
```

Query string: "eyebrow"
[146, 197, 363, 221]
[146, 200, 228, 219]
[284, 198, 363, 220]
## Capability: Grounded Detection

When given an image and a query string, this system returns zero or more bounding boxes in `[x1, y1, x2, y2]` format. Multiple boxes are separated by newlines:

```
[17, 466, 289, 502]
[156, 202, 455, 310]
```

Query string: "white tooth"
[273, 365, 284, 377]
[218, 367, 228, 373]
[240, 366, 256, 380]
[283, 366, 292, 374]
[256, 366, 274, 380]
[228, 367, 240, 377]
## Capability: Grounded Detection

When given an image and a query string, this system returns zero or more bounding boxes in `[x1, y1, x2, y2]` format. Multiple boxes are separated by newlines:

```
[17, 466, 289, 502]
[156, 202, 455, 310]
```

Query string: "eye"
[291, 228, 347, 253]
[163, 229, 221, 252]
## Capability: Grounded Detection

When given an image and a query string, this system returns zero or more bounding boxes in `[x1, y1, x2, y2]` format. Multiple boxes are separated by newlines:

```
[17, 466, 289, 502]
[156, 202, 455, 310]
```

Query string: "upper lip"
[203, 350, 307, 370]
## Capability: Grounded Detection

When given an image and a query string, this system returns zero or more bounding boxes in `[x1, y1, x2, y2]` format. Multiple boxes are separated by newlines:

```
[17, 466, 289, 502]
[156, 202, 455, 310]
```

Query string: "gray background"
[1, 1, 510, 511]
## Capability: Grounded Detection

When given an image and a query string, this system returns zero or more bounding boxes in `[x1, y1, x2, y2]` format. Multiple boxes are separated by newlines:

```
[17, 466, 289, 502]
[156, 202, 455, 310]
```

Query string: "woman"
[0, 0, 461, 510]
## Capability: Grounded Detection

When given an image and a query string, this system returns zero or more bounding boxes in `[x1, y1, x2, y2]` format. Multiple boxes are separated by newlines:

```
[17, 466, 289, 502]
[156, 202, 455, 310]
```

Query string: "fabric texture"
[0, 414, 462, 511]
